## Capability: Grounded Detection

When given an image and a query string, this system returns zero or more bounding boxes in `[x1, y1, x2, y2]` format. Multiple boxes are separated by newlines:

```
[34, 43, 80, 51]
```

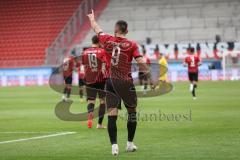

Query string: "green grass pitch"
[0, 81, 240, 160]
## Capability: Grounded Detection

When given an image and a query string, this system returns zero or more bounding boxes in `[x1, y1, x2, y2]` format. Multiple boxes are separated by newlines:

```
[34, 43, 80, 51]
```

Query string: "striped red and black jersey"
[98, 32, 141, 80]
[62, 56, 75, 77]
[76, 61, 85, 79]
[185, 54, 201, 73]
[82, 47, 107, 84]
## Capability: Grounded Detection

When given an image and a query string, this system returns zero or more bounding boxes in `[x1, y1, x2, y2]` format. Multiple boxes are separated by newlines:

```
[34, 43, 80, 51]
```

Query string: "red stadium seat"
[0, 0, 82, 68]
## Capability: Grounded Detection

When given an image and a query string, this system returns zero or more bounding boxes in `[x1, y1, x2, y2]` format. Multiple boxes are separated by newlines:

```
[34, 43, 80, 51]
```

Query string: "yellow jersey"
[159, 56, 168, 81]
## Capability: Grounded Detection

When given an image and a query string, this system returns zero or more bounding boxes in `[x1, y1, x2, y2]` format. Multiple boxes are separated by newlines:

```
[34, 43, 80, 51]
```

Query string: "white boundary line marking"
[0, 132, 76, 144]
[0, 131, 73, 134]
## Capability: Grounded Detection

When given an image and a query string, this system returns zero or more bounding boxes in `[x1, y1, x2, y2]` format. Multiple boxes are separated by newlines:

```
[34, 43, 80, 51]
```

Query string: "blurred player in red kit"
[76, 60, 85, 102]
[139, 49, 152, 94]
[87, 10, 149, 155]
[81, 35, 107, 129]
[62, 51, 78, 101]
[183, 48, 201, 100]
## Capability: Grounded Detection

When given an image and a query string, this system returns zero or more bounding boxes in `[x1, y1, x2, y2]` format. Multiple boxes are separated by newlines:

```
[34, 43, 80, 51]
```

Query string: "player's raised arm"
[132, 42, 149, 73]
[87, 10, 103, 34]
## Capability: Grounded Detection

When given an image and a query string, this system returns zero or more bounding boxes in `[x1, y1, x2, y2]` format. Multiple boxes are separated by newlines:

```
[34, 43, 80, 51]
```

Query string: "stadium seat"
[0, 0, 82, 68]
[223, 27, 236, 41]
[146, 20, 159, 30]
[133, 21, 146, 30]
[162, 30, 176, 43]
[175, 29, 190, 42]
[128, 30, 148, 42]
[191, 18, 205, 28]
[80, 0, 240, 45]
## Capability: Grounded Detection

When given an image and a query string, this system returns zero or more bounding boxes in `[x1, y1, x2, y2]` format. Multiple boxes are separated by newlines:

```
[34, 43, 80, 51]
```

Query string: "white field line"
[0, 132, 76, 144]
[0, 131, 73, 134]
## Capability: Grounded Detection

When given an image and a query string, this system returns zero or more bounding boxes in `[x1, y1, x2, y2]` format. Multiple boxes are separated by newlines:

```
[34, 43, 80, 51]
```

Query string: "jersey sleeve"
[98, 32, 112, 46]
[184, 56, 189, 64]
[77, 57, 83, 67]
[101, 50, 107, 63]
[69, 58, 74, 68]
[81, 53, 87, 65]
[132, 43, 142, 59]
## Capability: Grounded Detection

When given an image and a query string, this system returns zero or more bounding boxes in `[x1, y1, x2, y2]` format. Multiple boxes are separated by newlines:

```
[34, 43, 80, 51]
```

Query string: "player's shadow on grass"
[55, 87, 120, 121]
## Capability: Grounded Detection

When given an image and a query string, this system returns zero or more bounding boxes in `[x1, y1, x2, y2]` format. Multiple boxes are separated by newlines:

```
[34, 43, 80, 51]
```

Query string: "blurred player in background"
[139, 49, 151, 94]
[82, 35, 107, 129]
[87, 10, 149, 156]
[159, 52, 168, 82]
[183, 48, 201, 99]
[77, 61, 85, 102]
[62, 51, 78, 101]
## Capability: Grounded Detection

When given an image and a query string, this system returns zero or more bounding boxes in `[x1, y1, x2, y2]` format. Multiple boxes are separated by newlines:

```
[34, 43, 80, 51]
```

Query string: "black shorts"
[86, 82, 106, 100]
[64, 76, 72, 85]
[106, 78, 137, 109]
[188, 72, 198, 82]
[138, 72, 148, 81]
[78, 78, 85, 87]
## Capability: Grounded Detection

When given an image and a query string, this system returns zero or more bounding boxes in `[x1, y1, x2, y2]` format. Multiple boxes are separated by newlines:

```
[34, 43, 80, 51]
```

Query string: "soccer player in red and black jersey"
[62, 54, 78, 101]
[87, 10, 149, 155]
[183, 48, 201, 99]
[76, 60, 85, 102]
[82, 35, 107, 129]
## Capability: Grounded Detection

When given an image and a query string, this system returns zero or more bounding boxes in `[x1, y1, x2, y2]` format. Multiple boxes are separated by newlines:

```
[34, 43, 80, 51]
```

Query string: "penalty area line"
[0, 132, 76, 144]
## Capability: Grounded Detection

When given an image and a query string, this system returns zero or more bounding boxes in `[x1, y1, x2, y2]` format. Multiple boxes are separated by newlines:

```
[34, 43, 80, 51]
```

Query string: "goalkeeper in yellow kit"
[159, 53, 168, 82]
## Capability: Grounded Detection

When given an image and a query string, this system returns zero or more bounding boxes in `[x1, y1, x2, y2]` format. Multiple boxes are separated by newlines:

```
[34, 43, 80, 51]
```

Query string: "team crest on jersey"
[119, 41, 132, 51]
[105, 40, 132, 52]
[105, 41, 117, 52]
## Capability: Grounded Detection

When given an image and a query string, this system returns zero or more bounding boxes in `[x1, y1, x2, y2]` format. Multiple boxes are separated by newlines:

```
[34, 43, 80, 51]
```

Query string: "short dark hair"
[115, 20, 128, 34]
[92, 35, 99, 44]
[189, 47, 195, 53]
